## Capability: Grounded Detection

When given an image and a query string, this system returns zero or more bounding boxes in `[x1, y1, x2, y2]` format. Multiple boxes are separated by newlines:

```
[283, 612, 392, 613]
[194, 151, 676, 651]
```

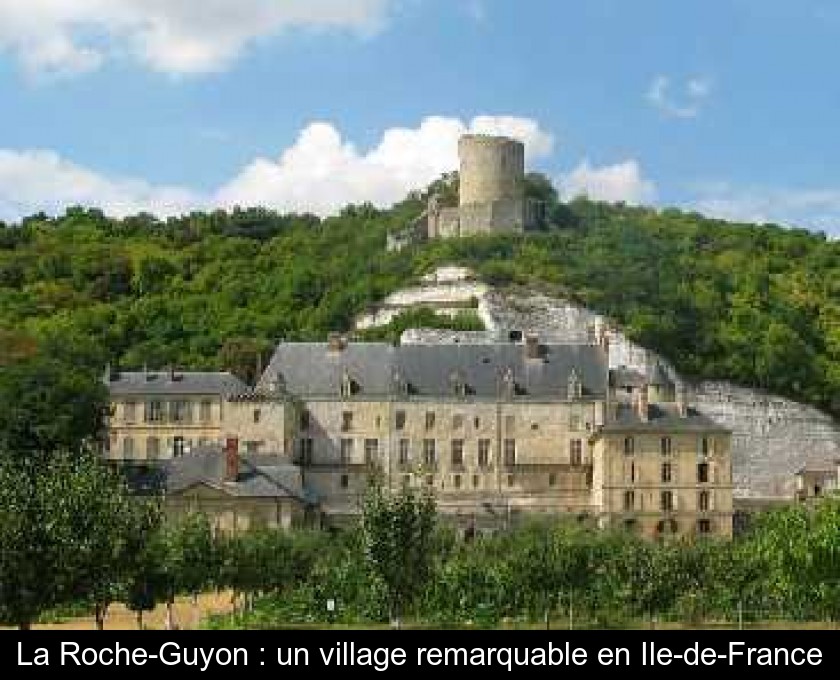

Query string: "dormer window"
[501, 367, 515, 399]
[392, 369, 408, 395]
[567, 369, 583, 400]
[340, 370, 357, 398]
[449, 370, 467, 397]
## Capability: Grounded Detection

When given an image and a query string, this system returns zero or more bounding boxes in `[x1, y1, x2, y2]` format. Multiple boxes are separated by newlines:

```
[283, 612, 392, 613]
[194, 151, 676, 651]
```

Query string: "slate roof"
[595, 403, 730, 435]
[108, 371, 247, 396]
[160, 448, 316, 504]
[259, 340, 608, 399]
[609, 368, 648, 388]
[259, 342, 397, 397]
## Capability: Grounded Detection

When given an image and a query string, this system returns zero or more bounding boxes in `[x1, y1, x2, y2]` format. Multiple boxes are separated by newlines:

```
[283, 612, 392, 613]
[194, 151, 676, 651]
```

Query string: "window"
[629, 461, 636, 483]
[698, 490, 710, 512]
[299, 438, 313, 464]
[340, 438, 354, 464]
[503, 439, 516, 467]
[570, 439, 583, 465]
[453, 474, 462, 489]
[548, 473, 556, 487]
[623, 437, 634, 455]
[146, 437, 160, 460]
[364, 438, 379, 464]
[171, 400, 191, 423]
[123, 401, 136, 423]
[701, 437, 710, 456]
[505, 415, 515, 433]
[623, 519, 638, 532]
[425, 412, 435, 430]
[122, 437, 134, 459]
[145, 400, 164, 423]
[452, 414, 463, 430]
[451, 439, 464, 467]
[624, 490, 635, 511]
[661, 463, 672, 483]
[473, 417, 480, 429]
[660, 490, 674, 512]
[570, 414, 582, 432]
[425, 475, 434, 487]
[697, 463, 709, 483]
[507, 474, 514, 487]
[423, 439, 436, 467]
[341, 411, 353, 432]
[478, 439, 491, 467]
[253, 409, 261, 424]
[473, 475, 480, 489]
[398, 439, 410, 466]
[660, 437, 672, 456]
[395, 410, 406, 430]
[340, 475, 349, 489]
[199, 400, 212, 422]
[173, 436, 185, 457]
[299, 409, 311, 430]
[697, 519, 711, 535]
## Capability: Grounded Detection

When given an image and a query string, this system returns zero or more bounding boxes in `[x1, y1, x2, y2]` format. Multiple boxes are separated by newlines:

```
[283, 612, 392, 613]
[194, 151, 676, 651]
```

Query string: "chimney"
[676, 383, 688, 418]
[637, 384, 650, 422]
[224, 437, 239, 483]
[327, 332, 346, 352]
[524, 332, 540, 360]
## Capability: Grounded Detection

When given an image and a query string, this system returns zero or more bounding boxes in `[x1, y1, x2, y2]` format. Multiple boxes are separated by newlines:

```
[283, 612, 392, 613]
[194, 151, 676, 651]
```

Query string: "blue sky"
[0, 0, 838, 233]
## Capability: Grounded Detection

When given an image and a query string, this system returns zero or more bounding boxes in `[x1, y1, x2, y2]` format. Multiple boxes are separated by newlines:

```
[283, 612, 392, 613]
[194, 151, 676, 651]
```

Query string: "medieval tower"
[457, 134, 527, 234]
[387, 133, 546, 250]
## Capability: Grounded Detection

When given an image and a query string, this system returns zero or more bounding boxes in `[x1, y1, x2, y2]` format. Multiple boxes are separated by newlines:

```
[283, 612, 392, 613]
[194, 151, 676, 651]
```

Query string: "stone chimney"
[327, 332, 346, 352]
[637, 384, 650, 422]
[676, 383, 688, 418]
[224, 437, 239, 483]
[524, 332, 540, 360]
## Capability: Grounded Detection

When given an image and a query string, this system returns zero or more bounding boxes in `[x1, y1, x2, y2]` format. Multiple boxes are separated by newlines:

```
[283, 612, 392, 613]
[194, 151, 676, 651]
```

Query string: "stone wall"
[362, 270, 840, 500]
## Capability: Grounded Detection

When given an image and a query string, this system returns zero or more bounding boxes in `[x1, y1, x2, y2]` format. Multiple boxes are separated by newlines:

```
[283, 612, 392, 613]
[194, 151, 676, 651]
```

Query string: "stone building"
[104, 368, 248, 462]
[104, 332, 733, 539]
[159, 440, 317, 532]
[591, 385, 733, 539]
[388, 134, 546, 250]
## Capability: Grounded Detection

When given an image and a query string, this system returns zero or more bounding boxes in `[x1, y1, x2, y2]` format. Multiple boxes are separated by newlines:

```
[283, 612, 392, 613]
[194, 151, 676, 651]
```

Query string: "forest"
[0, 177, 837, 416]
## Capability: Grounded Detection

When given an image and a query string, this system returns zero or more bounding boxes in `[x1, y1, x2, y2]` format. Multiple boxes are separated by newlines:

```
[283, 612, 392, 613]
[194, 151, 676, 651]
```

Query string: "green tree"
[360, 480, 436, 627]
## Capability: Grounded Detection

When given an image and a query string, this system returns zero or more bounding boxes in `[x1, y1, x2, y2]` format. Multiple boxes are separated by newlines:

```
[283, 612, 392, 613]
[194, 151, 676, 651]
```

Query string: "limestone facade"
[105, 335, 733, 540]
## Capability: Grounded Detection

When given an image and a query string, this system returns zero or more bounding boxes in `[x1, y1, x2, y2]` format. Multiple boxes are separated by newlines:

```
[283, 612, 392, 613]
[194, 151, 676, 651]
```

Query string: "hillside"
[0, 196, 837, 418]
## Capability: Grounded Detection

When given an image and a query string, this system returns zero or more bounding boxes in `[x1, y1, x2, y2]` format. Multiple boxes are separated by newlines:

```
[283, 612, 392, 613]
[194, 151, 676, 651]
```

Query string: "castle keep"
[389, 134, 545, 249]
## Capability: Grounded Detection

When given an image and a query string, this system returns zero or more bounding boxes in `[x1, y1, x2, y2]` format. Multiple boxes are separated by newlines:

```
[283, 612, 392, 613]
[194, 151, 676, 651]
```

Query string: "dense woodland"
[0, 176, 838, 416]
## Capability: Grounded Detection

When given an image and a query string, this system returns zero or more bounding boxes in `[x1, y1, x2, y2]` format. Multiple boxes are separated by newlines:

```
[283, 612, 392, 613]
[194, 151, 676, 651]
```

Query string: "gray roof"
[259, 342, 397, 397]
[108, 371, 247, 397]
[596, 403, 730, 435]
[610, 368, 648, 388]
[259, 340, 608, 400]
[161, 448, 316, 503]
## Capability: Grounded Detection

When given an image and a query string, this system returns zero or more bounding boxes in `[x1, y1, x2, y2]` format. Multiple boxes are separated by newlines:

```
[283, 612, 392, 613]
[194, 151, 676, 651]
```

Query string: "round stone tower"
[458, 134, 525, 208]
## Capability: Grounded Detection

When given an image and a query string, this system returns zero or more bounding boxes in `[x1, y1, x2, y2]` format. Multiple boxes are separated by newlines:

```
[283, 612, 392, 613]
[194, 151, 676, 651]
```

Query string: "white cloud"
[558, 159, 657, 205]
[689, 182, 840, 235]
[647, 75, 713, 119]
[0, 115, 554, 221]
[0, 0, 395, 77]
[0, 150, 200, 221]
[216, 115, 555, 215]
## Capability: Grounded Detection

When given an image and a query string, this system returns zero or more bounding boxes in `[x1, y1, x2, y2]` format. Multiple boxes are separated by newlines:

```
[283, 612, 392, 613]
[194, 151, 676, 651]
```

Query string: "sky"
[0, 0, 838, 234]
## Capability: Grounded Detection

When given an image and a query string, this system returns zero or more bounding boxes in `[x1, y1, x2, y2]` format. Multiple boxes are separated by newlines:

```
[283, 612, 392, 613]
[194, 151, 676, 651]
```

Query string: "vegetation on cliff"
[0, 182, 837, 416]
